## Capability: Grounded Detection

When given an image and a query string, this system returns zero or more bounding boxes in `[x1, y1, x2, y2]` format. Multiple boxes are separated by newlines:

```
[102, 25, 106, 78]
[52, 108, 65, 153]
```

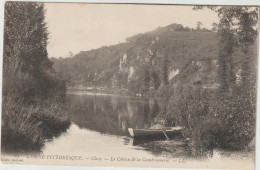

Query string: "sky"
[45, 3, 219, 58]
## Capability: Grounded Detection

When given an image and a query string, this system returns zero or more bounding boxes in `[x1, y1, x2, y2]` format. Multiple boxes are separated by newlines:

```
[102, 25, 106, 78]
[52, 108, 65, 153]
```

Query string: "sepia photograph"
[0, 1, 259, 169]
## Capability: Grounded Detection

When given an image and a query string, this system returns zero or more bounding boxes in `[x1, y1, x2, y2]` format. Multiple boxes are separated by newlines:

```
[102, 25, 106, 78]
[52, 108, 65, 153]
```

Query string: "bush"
[212, 88, 256, 150]
[166, 87, 218, 156]
[155, 84, 175, 99]
[165, 86, 256, 157]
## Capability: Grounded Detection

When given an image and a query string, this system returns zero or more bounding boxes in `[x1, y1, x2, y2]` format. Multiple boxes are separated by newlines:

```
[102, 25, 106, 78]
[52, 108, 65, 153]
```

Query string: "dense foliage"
[2, 2, 70, 151]
[165, 6, 258, 156]
[3, 2, 65, 98]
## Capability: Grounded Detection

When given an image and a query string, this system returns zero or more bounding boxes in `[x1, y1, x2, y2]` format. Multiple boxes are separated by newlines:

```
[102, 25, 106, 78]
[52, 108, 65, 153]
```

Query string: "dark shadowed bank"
[1, 2, 70, 152]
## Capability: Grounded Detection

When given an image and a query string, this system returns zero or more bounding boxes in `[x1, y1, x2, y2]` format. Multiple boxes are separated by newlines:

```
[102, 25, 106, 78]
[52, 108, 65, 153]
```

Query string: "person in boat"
[150, 116, 167, 129]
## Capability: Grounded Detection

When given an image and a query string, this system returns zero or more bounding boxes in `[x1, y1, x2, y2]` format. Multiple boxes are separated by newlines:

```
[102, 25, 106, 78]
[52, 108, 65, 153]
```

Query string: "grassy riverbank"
[1, 96, 70, 152]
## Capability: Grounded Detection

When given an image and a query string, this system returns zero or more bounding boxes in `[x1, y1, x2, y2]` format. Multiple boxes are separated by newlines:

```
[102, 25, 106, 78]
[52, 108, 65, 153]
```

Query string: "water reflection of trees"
[66, 94, 163, 136]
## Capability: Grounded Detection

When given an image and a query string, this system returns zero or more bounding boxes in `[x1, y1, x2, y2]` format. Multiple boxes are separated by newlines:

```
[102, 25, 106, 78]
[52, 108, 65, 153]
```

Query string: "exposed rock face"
[119, 53, 135, 82]
[119, 53, 128, 71]
[236, 69, 242, 85]
[128, 67, 135, 82]
[122, 53, 127, 62]
[168, 69, 179, 81]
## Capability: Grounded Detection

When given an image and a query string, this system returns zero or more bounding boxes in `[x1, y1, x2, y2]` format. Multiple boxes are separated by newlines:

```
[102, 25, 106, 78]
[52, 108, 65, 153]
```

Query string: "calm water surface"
[41, 91, 254, 168]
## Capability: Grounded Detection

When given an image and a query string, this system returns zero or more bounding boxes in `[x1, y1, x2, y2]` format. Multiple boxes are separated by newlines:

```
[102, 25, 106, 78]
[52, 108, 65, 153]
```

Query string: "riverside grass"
[1, 96, 71, 152]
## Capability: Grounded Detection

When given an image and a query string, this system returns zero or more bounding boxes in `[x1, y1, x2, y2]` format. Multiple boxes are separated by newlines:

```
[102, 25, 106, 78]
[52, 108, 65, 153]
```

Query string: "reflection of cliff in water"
[65, 93, 165, 136]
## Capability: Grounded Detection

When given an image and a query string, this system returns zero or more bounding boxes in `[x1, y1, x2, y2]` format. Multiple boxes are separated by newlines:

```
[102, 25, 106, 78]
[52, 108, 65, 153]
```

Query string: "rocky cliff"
[51, 23, 226, 96]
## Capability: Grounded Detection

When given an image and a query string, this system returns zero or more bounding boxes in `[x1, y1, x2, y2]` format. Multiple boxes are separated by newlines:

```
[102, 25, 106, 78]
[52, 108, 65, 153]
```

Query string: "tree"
[162, 54, 169, 85]
[212, 22, 218, 32]
[4, 2, 51, 73]
[3, 2, 64, 98]
[196, 21, 203, 30]
[195, 6, 258, 93]
[151, 71, 160, 90]
[217, 23, 236, 93]
[194, 6, 258, 150]
[237, 10, 258, 92]
[68, 51, 74, 58]
[142, 67, 151, 93]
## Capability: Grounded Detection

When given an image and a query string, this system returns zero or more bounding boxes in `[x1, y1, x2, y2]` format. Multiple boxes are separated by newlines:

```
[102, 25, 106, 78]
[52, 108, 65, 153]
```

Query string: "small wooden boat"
[128, 126, 182, 138]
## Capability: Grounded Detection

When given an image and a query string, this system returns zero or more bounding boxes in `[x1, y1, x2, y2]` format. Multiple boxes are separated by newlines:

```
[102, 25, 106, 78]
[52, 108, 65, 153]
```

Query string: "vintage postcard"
[0, 1, 259, 169]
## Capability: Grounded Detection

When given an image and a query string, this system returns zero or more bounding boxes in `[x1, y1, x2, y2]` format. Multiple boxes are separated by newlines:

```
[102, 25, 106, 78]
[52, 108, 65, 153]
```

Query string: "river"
[23, 91, 257, 168]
